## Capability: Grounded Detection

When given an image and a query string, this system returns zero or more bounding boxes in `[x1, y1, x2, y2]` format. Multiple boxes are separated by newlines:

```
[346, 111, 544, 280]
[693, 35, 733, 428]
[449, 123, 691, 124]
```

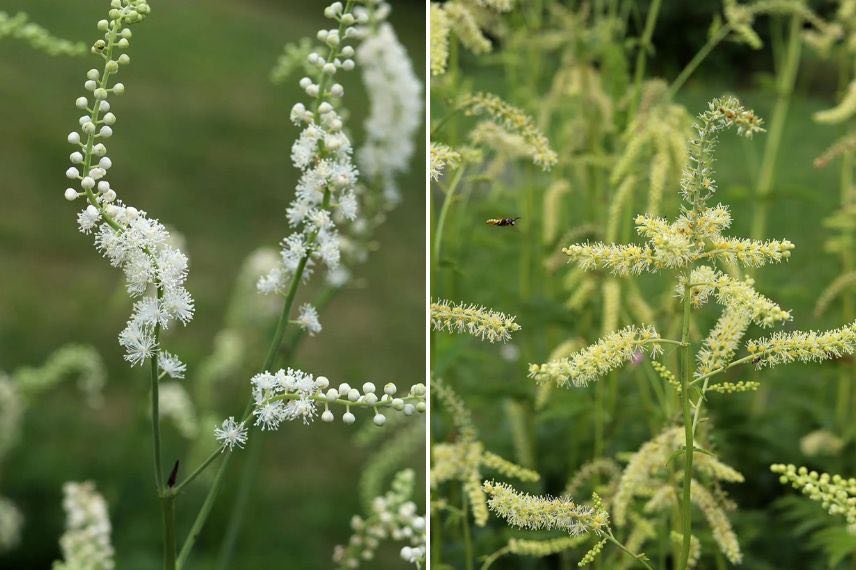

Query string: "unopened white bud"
[81, 177, 95, 189]
[112, 83, 125, 95]
[64, 188, 79, 201]
[66, 167, 80, 179]
[99, 126, 113, 138]
[342, 412, 355, 425]
[316, 376, 329, 390]
[373, 413, 386, 426]
[68, 132, 81, 144]
[97, 181, 110, 193]
[325, 388, 339, 402]
[321, 410, 334, 423]
[347, 388, 360, 402]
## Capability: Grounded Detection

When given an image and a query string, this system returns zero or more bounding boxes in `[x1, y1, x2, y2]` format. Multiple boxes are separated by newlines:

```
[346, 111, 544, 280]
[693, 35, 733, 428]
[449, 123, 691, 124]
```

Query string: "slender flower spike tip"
[431, 299, 521, 343]
[54, 481, 114, 570]
[529, 325, 663, 387]
[747, 322, 856, 368]
[241, 369, 425, 438]
[257, 1, 365, 295]
[63, 1, 194, 370]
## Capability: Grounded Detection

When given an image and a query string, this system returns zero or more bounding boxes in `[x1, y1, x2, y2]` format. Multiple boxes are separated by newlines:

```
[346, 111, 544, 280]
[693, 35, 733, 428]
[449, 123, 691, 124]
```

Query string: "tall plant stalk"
[750, 13, 804, 243]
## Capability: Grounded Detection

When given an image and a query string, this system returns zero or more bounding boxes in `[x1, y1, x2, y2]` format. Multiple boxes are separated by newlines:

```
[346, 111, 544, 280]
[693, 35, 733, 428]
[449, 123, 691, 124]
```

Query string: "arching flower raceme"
[62, 0, 193, 370]
[258, 1, 366, 295]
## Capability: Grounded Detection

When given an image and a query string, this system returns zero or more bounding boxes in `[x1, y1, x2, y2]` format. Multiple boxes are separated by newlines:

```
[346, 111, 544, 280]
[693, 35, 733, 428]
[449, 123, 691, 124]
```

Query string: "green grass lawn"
[0, 1, 425, 568]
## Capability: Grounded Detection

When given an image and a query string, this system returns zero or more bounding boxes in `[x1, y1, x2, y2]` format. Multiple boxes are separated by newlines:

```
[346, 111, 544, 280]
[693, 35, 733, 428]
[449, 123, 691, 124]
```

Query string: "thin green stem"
[461, 487, 474, 570]
[668, 24, 731, 97]
[750, 13, 803, 243]
[176, 454, 232, 570]
[678, 278, 693, 570]
[628, 0, 662, 119]
[606, 530, 654, 570]
[150, 292, 164, 492]
[215, 432, 265, 570]
[480, 546, 510, 570]
[172, 447, 223, 496]
[433, 166, 466, 265]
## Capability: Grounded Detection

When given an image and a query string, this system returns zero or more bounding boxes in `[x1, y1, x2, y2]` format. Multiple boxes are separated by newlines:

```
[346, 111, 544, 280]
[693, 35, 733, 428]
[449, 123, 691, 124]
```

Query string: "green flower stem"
[677, 277, 693, 570]
[176, 454, 231, 570]
[162, 495, 176, 570]
[461, 486, 474, 570]
[606, 529, 654, 570]
[480, 546, 510, 570]
[433, 165, 466, 265]
[750, 13, 803, 243]
[172, 446, 224, 496]
[628, 0, 662, 120]
[215, 431, 265, 570]
[668, 24, 731, 98]
[151, 286, 164, 492]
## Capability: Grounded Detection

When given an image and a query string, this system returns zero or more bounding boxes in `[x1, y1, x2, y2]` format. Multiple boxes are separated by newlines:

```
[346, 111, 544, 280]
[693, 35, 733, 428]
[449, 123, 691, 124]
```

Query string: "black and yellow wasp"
[485, 216, 520, 227]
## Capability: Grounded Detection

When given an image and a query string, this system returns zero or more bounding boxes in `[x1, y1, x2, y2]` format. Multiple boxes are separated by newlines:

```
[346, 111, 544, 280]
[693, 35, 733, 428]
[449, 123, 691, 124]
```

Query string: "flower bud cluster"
[529, 325, 662, 387]
[258, 2, 366, 295]
[772, 464, 856, 531]
[333, 469, 425, 568]
[54, 481, 114, 570]
[63, 1, 193, 369]
[431, 299, 521, 343]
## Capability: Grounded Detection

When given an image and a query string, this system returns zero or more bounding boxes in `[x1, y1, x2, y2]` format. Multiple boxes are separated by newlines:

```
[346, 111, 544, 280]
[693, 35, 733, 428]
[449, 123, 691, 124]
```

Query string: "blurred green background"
[0, 0, 425, 568]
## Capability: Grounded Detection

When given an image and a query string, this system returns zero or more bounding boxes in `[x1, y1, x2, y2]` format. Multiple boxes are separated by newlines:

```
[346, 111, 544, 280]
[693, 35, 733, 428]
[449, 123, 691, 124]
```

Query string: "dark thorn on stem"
[167, 460, 180, 488]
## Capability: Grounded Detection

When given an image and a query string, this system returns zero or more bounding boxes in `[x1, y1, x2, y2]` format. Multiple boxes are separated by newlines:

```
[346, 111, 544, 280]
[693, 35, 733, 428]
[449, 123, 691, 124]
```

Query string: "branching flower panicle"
[431, 299, 521, 343]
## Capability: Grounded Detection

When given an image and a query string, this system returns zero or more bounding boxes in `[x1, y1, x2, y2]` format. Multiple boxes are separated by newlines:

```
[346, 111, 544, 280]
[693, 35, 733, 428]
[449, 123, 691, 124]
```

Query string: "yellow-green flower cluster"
[772, 464, 856, 531]
[565, 202, 791, 276]
[747, 321, 856, 368]
[0, 11, 86, 56]
[444, 2, 491, 55]
[651, 360, 681, 393]
[528, 325, 661, 387]
[429, 3, 450, 75]
[429, 143, 462, 181]
[483, 481, 610, 537]
[431, 299, 521, 343]
[462, 92, 558, 170]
